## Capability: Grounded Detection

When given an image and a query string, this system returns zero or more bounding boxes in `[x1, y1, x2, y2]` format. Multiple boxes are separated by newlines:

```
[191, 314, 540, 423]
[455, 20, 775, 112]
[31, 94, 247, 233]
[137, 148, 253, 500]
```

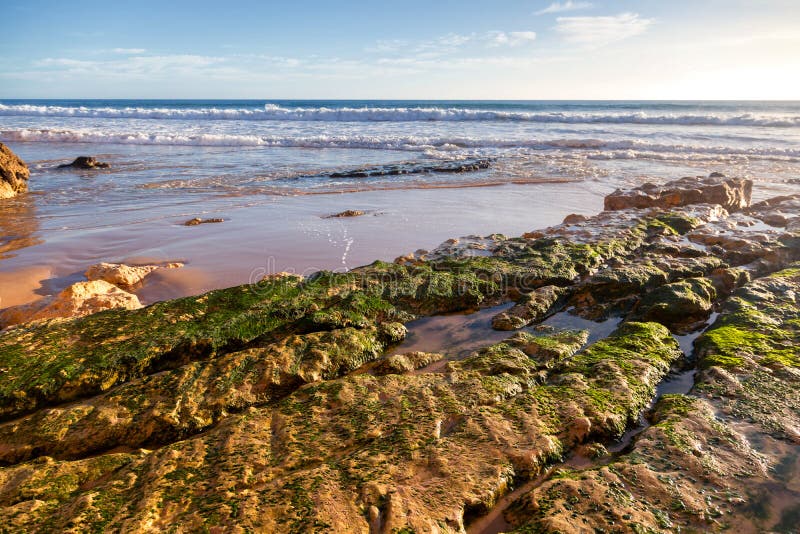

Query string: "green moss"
[698, 326, 769, 369]
[653, 213, 701, 235]
[760, 349, 800, 368]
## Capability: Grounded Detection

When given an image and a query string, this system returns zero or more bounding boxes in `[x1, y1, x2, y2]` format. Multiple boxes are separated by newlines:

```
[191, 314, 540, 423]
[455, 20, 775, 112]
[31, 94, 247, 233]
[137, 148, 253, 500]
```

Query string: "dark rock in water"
[184, 217, 225, 226]
[324, 209, 366, 218]
[604, 173, 752, 212]
[0, 142, 30, 199]
[326, 158, 491, 179]
[58, 156, 111, 169]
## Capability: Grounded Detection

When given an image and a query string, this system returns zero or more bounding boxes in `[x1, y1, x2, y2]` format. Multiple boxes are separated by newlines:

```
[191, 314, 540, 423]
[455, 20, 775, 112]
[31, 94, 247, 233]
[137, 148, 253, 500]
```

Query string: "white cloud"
[486, 31, 537, 47]
[368, 30, 537, 58]
[535, 1, 592, 15]
[555, 12, 654, 47]
[111, 48, 146, 54]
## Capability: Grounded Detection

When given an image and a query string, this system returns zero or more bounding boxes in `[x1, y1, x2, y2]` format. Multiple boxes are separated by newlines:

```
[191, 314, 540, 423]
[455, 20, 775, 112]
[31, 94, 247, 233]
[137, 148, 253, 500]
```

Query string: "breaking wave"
[4, 128, 800, 163]
[1, 103, 799, 127]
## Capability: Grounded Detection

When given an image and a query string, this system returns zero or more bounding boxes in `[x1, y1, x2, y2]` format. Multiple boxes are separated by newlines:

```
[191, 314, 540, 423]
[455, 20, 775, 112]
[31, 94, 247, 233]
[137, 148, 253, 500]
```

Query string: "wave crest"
[3, 128, 800, 163]
[1, 103, 799, 127]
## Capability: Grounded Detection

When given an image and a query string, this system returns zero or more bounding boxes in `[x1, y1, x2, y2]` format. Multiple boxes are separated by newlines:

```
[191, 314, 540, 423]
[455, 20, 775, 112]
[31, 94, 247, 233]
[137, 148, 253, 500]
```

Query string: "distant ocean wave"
[4, 127, 800, 162]
[1, 103, 799, 127]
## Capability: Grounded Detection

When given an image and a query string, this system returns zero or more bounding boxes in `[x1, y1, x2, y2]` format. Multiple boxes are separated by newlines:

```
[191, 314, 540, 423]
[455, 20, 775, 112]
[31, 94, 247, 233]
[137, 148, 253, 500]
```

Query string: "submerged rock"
[57, 156, 110, 169]
[324, 209, 366, 218]
[183, 217, 224, 226]
[0, 142, 30, 199]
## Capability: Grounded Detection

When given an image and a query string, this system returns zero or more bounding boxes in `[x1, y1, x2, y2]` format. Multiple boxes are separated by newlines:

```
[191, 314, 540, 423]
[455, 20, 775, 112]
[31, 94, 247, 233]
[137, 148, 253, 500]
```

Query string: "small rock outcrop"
[325, 209, 366, 218]
[0, 142, 30, 199]
[604, 174, 752, 212]
[85, 261, 183, 288]
[0, 280, 141, 328]
[57, 156, 111, 169]
[184, 217, 224, 226]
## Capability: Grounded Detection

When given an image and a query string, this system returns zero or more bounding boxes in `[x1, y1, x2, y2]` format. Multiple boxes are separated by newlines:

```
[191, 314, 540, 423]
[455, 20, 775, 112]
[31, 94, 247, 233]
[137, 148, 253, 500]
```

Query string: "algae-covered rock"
[0, 321, 683, 532]
[1, 176, 798, 532]
[0, 326, 396, 464]
[0, 262, 492, 420]
[492, 285, 566, 330]
[371, 351, 443, 375]
[504, 395, 774, 533]
[695, 266, 800, 441]
[632, 277, 716, 332]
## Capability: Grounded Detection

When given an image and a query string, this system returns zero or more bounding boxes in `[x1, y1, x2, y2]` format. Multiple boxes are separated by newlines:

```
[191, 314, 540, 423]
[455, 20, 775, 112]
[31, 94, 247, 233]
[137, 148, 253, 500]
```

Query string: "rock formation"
[184, 217, 224, 226]
[0, 280, 141, 328]
[85, 261, 183, 288]
[0, 173, 798, 533]
[0, 142, 30, 199]
[604, 174, 753, 212]
[325, 209, 366, 218]
[57, 156, 111, 169]
[0, 262, 184, 328]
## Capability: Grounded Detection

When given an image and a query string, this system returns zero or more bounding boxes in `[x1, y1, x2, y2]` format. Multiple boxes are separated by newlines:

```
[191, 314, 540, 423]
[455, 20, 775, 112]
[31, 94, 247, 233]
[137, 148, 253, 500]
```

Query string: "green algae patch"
[761, 349, 800, 369]
[653, 212, 702, 235]
[633, 277, 716, 330]
[697, 326, 768, 369]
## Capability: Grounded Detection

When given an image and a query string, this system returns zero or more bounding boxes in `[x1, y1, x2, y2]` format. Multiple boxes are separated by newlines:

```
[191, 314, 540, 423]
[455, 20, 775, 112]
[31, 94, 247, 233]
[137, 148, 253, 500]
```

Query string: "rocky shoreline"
[0, 174, 798, 533]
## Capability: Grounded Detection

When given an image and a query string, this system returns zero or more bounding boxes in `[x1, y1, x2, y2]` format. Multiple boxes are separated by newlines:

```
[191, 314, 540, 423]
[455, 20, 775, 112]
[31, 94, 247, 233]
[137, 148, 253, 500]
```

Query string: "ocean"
[2, 99, 800, 194]
[1, 100, 798, 306]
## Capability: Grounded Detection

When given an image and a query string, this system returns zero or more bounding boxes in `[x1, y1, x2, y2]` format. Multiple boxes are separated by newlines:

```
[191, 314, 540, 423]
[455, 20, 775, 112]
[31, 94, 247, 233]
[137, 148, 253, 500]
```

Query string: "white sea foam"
[1, 103, 799, 127]
[4, 128, 800, 163]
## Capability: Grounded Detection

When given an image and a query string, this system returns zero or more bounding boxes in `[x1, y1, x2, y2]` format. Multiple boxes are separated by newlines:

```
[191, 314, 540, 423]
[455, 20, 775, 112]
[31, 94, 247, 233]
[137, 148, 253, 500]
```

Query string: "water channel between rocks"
[387, 302, 723, 534]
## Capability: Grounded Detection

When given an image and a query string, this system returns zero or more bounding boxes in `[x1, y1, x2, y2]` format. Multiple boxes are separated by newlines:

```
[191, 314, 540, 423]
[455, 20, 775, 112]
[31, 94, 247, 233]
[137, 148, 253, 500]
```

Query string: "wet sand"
[0, 180, 609, 309]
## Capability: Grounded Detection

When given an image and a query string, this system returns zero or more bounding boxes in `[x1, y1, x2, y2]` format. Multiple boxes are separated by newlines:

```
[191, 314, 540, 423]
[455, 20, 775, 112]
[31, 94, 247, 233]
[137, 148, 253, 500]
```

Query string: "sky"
[1, 0, 799, 100]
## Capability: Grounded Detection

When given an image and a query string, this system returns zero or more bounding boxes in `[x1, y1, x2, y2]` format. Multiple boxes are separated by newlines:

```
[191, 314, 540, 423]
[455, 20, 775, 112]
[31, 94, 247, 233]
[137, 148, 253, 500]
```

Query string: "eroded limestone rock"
[604, 174, 752, 212]
[0, 142, 30, 199]
[85, 261, 183, 288]
[0, 280, 141, 329]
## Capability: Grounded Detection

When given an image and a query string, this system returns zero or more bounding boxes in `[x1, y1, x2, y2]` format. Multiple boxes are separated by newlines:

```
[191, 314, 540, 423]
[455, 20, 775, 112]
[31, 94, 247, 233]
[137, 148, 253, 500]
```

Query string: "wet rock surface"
[183, 217, 224, 226]
[57, 156, 111, 169]
[325, 158, 491, 179]
[0, 174, 798, 532]
[0, 142, 30, 199]
[325, 209, 367, 218]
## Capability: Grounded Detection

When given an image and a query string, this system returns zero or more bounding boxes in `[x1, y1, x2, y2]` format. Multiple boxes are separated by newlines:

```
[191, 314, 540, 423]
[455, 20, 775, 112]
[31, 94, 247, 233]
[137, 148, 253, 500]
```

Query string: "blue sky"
[1, 0, 798, 99]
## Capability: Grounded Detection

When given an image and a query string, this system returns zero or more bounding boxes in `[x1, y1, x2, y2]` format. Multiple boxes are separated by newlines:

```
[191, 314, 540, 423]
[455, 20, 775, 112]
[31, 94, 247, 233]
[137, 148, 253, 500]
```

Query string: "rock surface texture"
[0, 142, 30, 199]
[1, 174, 798, 533]
[85, 261, 183, 288]
[604, 174, 753, 212]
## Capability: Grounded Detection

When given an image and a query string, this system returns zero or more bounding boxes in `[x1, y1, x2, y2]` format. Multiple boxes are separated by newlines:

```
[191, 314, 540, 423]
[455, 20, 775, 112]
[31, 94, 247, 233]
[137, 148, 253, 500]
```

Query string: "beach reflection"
[0, 194, 41, 261]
